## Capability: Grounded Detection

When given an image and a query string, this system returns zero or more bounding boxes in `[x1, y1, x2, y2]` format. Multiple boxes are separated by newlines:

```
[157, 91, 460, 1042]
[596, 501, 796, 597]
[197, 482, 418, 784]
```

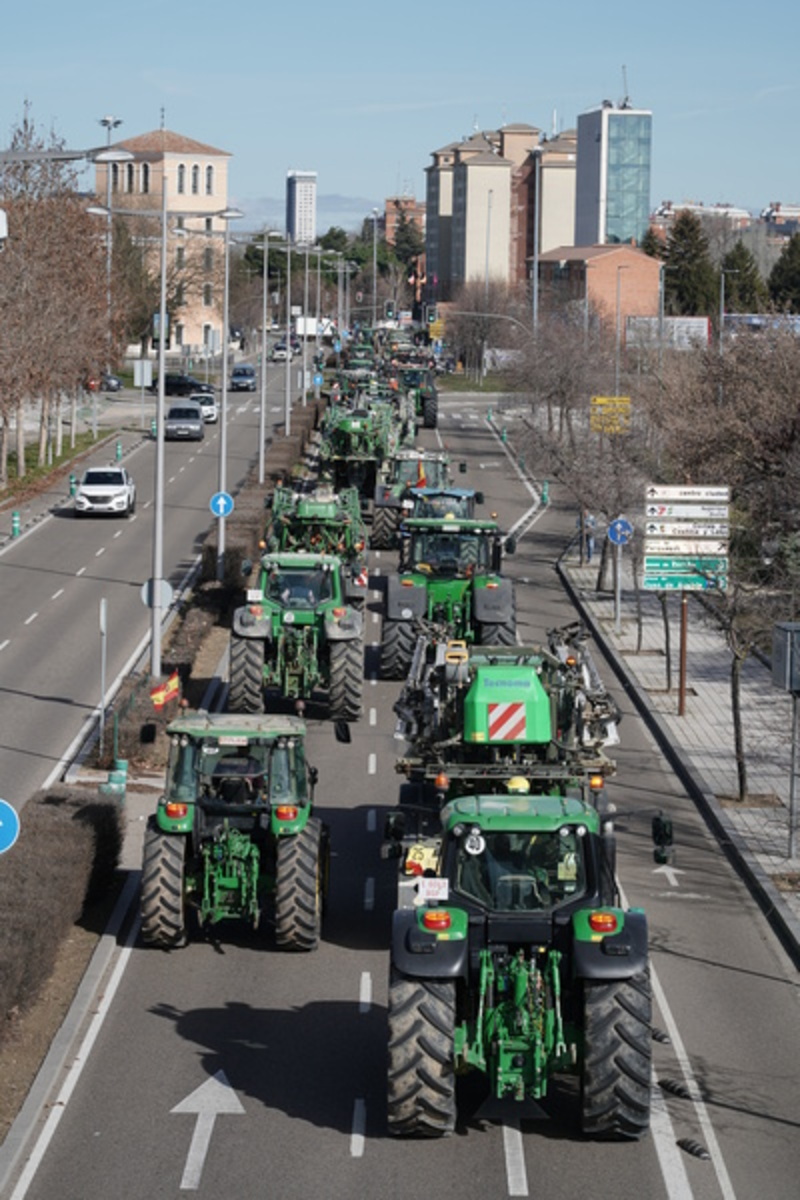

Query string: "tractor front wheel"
[581, 970, 653, 1138]
[387, 968, 456, 1136]
[228, 634, 265, 713]
[329, 637, 363, 721]
[380, 618, 416, 680]
[476, 618, 517, 647]
[371, 506, 398, 549]
[140, 820, 188, 949]
[275, 817, 327, 950]
[422, 393, 438, 429]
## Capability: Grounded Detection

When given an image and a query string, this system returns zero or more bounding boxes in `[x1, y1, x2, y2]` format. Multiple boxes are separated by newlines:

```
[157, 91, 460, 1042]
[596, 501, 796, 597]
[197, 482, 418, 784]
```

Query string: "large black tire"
[476, 618, 517, 647]
[275, 817, 326, 950]
[387, 967, 456, 1136]
[371, 505, 399, 550]
[140, 819, 188, 949]
[422, 393, 438, 429]
[329, 637, 363, 721]
[228, 634, 265, 713]
[580, 971, 652, 1139]
[380, 618, 416, 680]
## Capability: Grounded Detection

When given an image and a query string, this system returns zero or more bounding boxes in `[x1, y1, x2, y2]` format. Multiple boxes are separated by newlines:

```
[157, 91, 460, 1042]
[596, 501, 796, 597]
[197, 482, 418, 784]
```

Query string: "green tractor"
[382, 634, 649, 1139]
[380, 516, 516, 679]
[396, 364, 438, 429]
[266, 483, 370, 608]
[229, 551, 364, 721]
[318, 399, 400, 503]
[371, 449, 457, 550]
[141, 712, 328, 950]
[402, 485, 484, 522]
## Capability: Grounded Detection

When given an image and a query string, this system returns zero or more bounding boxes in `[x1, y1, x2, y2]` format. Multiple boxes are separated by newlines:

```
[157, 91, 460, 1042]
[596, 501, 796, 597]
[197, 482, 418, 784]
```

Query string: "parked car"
[149, 374, 215, 397]
[101, 372, 123, 392]
[74, 467, 136, 518]
[164, 401, 205, 441]
[230, 364, 257, 392]
[192, 393, 218, 423]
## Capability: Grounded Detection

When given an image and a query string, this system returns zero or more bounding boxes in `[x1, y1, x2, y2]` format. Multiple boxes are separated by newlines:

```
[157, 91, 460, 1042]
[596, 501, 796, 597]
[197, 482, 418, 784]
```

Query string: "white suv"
[75, 467, 136, 518]
[191, 392, 218, 423]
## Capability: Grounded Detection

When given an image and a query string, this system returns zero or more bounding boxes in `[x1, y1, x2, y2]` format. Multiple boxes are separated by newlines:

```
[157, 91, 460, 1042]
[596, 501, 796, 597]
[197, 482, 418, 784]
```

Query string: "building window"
[203, 283, 213, 307]
[177, 164, 186, 195]
[205, 165, 214, 196]
[175, 283, 185, 307]
[204, 247, 213, 272]
[205, 217, 213, 233]
[175, 323, 184, 347]
[176, 245, 185, 269]
[176, 216, 185, 232]
[191, 165, 200, 195]
[142, 163, 150, 194]
[203, 323, 213, 349]
[111, 163, 119, 193]
[125, 162, 134, 193]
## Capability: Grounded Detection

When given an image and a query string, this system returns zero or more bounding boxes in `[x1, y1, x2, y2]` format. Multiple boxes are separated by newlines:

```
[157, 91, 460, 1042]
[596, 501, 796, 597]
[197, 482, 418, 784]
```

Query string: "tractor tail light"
[423, 910, 452, 932]
[165, 802, 188, 819]
[589, 911, 619, 934]
[276, 805, 299, 822]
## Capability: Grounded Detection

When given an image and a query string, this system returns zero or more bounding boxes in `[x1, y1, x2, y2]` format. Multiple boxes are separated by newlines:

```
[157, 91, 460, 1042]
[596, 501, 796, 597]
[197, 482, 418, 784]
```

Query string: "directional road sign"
[645, 556, 728, 573]
[313, 372, 323, 387]
[645, 485, 730, 502]
[645, 539, 729, 556]
[608, 517, 634, 545]
[645, 521, 729, 538]
[643, 574, 727, 591]
[645, 503, 729, 520]
[210, 491, 234, 518]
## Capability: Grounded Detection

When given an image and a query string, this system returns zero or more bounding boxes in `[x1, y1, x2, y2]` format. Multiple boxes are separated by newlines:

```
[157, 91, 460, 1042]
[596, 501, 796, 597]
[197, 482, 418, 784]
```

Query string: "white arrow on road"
[172, 1070, 245, 1190]
[653, 864, 686, 887]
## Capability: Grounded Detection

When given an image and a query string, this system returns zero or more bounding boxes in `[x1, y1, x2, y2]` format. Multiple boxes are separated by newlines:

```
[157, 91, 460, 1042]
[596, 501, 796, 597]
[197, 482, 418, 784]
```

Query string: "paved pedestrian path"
[559, 545, 800, 967]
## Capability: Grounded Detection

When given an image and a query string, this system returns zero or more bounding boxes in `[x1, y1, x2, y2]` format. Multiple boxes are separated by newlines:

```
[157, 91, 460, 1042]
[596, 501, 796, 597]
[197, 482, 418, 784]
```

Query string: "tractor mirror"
[334, 720, 352, 744]
[505, 536, 517, 555]
[308, 766, 319, 787]
[475, 491, 484, 505]
[459, 461, 467, 474]
[241, 558, 253, 577]
[652, 812, 673, 863]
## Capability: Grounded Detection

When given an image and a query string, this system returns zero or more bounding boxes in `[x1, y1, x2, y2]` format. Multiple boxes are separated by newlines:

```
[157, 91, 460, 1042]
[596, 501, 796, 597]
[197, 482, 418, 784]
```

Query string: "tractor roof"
[402, 517, 500, 533]
[166, 712, 307, 740]
[441, 793, 599, 832]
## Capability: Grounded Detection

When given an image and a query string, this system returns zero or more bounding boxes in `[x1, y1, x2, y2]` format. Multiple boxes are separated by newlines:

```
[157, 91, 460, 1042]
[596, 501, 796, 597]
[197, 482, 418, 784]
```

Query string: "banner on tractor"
[150, 670, 180, 710]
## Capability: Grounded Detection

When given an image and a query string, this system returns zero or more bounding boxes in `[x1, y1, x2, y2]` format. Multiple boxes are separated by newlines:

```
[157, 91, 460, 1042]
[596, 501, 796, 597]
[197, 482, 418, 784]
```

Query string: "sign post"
[607, 517, 634, 634]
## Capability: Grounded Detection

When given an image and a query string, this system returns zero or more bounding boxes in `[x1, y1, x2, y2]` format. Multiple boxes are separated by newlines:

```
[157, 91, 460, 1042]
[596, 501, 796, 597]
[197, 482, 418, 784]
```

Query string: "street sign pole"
[679, 591, 688, 717]
[615, 541, 622, 634]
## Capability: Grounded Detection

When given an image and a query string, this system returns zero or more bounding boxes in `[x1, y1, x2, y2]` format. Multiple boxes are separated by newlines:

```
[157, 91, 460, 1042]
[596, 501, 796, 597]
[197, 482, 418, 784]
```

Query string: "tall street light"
[285, 238, 293, 436]
[372, 208, 380, 327]
[531, 148, 542, 334]
[719, 268, 739, 356]
[302, 241, 310, 406]
[259, 230, 281, 484]
[216, 207, 244, 580]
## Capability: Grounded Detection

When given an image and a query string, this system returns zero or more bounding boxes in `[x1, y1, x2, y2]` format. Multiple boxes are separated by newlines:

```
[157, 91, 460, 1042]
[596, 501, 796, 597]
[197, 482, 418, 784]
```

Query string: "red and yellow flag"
[150, 670, 180, 710]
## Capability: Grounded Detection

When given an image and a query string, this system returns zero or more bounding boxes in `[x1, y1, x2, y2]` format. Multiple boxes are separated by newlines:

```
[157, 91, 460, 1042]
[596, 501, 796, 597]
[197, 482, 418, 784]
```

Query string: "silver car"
[75, 467, 136, 517]
[191, 392, 218, 423]
[165, 401, 205, 441]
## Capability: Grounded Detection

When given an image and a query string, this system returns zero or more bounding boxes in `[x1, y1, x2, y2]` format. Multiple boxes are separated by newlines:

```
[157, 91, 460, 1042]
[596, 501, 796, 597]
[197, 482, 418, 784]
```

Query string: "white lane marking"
[9, 882, 140, 1200]
[372, 567, 381, 577]
[649, 1083, 693, 1198]
[51, 589, 64, 600]
[350, 1098, 366, 1158]
[359, 972, 372, 1013]
[372, 611, 379, 624]
[369, 708, 377, 727]
[364, 878, 375, 911]
[95, 547, 105, 558]
[366, 809, 377, 833]
[76, 567, 86, 576]
[618, 881, 731, 1200]
[374, 551, 381, 560]
[0, 639, 9, 652]
[503, 1121, 528, 1196]
[367, 753, 377, 775]
[370, 676, 377, 687]
[24, 613, 38, 625]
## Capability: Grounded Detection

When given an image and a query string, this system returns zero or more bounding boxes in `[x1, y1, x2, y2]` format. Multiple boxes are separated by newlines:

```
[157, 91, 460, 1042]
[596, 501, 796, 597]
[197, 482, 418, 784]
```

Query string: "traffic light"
[384, 299, 395, 319]
[427, 304, 437, 324]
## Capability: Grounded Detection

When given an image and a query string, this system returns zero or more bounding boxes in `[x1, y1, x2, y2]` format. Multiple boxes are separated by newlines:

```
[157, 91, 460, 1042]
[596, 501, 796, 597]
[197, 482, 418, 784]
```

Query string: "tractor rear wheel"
[422, 393, 438, 429]
[371, 506, 398, 549]
[477, 618, 517, 646]
[380, 618, 416, 679]
[275, 817, 327, 950]
[140, 820, 188, 948]
[228, 634, 265, 713]
[329, 637, 363, 721]
[387, 967, 456, 1136]
[580, 970, 652, 1138]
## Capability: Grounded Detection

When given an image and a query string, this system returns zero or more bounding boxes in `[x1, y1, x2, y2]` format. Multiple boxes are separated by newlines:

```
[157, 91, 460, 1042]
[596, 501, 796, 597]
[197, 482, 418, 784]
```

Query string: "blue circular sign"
[210, 491, 234, 518]
[313, 373, 323, 387]
[0, 799, 20, 855]
[608, 517, 634, 546]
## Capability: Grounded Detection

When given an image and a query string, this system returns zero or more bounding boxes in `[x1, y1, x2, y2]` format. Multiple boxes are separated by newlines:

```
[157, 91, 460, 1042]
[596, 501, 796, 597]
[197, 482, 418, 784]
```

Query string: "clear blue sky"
[2, 0, 797, 232]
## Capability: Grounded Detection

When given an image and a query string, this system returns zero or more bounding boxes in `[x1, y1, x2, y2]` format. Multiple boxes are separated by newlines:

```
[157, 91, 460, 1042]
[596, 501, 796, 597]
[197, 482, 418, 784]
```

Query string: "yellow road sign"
[591, 395, 631, 434]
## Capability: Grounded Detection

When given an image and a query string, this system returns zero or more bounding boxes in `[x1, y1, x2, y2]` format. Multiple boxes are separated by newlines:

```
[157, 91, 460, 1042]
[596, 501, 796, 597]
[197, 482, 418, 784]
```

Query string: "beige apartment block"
[451, 150, 512, 287]
[93, 129, 233, 358]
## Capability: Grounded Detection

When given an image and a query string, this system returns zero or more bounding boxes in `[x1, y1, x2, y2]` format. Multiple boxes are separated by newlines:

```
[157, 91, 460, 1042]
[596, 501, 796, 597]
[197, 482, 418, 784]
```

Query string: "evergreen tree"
[640, 227, 664, 259]
[392, 207, 425, 272]
[663, 211, 717, 316]
[769, 233, 800, 312]
[721, 241, 768, 313]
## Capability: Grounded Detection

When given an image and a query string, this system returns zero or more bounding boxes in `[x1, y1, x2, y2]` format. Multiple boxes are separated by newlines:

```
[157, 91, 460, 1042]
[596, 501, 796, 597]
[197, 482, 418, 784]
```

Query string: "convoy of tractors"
[139, 323, 653, 1142]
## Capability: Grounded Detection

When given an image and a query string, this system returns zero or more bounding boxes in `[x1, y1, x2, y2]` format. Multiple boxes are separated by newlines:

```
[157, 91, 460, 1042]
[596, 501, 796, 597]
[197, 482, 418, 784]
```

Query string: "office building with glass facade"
[574, 103, 652, 246]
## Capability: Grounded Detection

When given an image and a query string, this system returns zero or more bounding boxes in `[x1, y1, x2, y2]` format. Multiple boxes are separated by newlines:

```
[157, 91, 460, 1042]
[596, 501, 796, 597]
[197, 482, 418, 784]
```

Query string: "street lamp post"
[372, 208, 379, 327]
[532, 148, 542, 334]
[259, 230, 280, 485]
[285, 239, 293, 436]
[302, 241, 310, 406]
[98, 116, 122, 371]
[216, 208, 244, 582]
[719, 268, 739, 355]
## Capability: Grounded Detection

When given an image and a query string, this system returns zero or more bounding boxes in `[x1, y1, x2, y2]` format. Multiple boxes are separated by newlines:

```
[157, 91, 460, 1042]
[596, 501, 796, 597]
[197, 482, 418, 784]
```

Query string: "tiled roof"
[115, 130, 230, 158]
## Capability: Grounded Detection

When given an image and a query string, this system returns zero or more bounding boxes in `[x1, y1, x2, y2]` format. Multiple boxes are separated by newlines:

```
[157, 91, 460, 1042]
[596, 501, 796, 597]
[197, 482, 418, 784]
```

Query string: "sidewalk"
[559, 546, 800, 968]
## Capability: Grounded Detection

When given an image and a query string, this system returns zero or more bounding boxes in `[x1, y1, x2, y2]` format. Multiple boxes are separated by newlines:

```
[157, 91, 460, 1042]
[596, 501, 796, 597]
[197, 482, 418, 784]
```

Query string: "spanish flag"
[415, 459, 427, 488]
[150, 670, 180, 710]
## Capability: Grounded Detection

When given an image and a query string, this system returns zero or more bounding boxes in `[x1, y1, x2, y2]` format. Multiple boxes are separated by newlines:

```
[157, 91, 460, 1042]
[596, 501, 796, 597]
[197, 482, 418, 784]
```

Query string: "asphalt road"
[5, 393, 799, 1200]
